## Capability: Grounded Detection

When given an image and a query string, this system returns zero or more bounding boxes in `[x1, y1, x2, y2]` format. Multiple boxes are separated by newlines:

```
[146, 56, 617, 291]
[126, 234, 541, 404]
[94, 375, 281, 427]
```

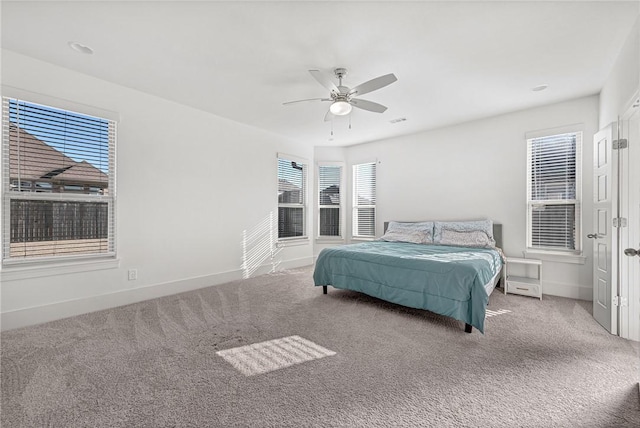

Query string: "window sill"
[276, 237, 309, 248]
[315, 237, 345, 244]
[522, 250, 586, 265]
[0, 257, 120, 282]
[351, 237, 376, 242]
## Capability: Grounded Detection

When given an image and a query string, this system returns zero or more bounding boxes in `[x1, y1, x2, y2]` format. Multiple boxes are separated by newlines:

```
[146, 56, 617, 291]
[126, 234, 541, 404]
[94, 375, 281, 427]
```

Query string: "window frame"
[277, 153, 308, 242]
[352, 161, 377, 240]
[1, 96, 118, 267]
[525, 128, 583, 255]
[316, 161, 345, 241]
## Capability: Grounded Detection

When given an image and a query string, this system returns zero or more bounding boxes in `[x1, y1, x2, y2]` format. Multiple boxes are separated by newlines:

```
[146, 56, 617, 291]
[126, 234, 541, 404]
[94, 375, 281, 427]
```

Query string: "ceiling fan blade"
[350, 98, 387, 113]
[348, 73, 397, 97]
[309, 70, 339, 94]
[283, 98, 331, 105]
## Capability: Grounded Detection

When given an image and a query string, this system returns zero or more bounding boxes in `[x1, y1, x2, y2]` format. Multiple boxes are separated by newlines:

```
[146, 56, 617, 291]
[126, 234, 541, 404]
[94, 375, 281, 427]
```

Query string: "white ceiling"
[2, 1, 639, 146]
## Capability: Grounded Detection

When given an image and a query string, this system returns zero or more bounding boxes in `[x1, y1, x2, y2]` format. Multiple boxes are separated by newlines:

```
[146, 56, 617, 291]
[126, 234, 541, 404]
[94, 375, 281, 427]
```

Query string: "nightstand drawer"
[506, 280, 540, 298]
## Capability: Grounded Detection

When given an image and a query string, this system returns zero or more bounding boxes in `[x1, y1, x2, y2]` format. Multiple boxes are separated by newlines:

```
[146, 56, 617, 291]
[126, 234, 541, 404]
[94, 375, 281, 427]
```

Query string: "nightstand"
[504, 257, 542, 300]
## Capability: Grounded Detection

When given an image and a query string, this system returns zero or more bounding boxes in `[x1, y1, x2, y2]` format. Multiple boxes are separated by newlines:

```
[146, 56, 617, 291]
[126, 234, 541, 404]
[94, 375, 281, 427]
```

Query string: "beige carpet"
[2, 266, 639, 427]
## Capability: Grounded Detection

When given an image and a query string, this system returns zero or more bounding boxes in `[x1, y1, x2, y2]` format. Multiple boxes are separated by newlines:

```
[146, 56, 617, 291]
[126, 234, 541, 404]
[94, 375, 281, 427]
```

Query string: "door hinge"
[613, 217, 628, 227]
[613, 296, 628, 307]
[613, 139, 628, 149]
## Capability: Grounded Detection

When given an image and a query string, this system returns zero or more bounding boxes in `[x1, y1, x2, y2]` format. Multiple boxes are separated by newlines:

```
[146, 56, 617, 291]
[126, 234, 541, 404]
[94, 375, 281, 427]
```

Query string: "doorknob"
[587, 233, 601, 239]
[624, 248, 640, 257]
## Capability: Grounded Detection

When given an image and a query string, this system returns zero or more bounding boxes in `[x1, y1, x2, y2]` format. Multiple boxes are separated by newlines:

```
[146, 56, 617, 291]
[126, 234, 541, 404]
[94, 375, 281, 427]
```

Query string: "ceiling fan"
[283, 68, 397, 121]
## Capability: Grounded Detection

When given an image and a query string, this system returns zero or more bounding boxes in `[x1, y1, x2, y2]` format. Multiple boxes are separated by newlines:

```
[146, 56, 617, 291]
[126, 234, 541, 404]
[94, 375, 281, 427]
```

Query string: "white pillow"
[380, 221, 434, 244]
[439, 229, 495, 248]
[434, 219, 495, 246]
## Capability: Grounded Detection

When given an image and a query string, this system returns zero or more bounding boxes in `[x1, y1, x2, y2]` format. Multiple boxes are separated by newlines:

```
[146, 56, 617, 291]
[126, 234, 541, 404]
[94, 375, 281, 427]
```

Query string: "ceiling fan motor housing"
[334, 68, 348, 79]
[333, 90, 350, 100]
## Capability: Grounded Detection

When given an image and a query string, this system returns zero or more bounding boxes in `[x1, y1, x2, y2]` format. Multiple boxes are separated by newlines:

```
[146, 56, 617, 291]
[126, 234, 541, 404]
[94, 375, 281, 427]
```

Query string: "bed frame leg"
[323, 286, 327, 294]
[464, 323, 472, 333]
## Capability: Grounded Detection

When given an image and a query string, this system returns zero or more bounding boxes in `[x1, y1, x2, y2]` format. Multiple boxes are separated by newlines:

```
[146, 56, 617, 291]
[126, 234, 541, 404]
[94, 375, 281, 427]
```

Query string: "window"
[353, 162, 376, 238]
[526, 131, 582, 253]
[2, 98, 116, 264]
[277, 155, 307, 239]
[317, 163, 343, 238]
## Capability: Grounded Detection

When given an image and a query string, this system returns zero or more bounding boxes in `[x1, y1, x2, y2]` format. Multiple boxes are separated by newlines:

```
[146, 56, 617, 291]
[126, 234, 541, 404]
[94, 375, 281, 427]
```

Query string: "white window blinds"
[277, 156, 307, 239]
[2, 97, 117, 263]
[353, 162, 376, 238]
[318, 164, 342, 238]
[526, 132, 582, 252]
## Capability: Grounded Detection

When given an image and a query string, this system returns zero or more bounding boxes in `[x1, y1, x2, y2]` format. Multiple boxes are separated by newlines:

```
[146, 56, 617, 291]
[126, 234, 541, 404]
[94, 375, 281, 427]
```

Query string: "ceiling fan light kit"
[329, 100, 352, 116]
[284, 68, 397, 121]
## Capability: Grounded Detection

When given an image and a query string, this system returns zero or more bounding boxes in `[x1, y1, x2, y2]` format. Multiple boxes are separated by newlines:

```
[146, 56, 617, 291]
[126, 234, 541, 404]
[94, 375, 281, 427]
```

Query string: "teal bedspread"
[313, 242, 503, 333]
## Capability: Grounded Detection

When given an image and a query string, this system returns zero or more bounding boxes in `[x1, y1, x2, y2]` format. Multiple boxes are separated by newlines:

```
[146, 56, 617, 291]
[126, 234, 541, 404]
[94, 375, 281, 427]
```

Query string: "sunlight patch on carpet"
[486, 309, 512, 318]
[216, 335, 336, 376]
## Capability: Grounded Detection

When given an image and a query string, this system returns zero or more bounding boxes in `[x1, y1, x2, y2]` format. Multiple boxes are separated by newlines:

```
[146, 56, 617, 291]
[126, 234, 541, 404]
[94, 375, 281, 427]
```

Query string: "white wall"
[600, 15, 640, 129]
[339, 96, 599, 300]
[0, 50, 314, 329]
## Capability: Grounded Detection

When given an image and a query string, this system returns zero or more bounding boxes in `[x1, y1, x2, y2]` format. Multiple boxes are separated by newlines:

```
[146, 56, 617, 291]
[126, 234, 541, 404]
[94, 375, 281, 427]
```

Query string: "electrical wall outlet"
[127, 269, 138, 281]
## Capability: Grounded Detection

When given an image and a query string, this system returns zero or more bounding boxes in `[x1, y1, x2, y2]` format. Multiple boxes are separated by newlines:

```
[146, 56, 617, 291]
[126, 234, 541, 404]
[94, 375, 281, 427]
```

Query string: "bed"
[313, 220, 504, 334]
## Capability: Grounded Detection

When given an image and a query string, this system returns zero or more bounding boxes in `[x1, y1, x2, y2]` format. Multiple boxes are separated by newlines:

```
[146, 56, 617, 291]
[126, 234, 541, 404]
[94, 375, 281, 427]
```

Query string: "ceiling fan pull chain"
[349, 115, 352, 130]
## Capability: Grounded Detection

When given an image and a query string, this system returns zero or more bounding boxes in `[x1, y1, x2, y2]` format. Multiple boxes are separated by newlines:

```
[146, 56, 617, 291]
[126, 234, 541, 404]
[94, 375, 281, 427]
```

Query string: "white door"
[592, 124, 618, 334]
[620, 98, 640, 341]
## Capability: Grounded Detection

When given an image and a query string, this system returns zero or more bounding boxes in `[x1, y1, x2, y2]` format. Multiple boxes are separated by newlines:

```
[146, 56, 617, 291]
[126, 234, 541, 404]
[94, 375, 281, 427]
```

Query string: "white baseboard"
[1, 257, 313, 331]
[543, 280, 592, 301]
